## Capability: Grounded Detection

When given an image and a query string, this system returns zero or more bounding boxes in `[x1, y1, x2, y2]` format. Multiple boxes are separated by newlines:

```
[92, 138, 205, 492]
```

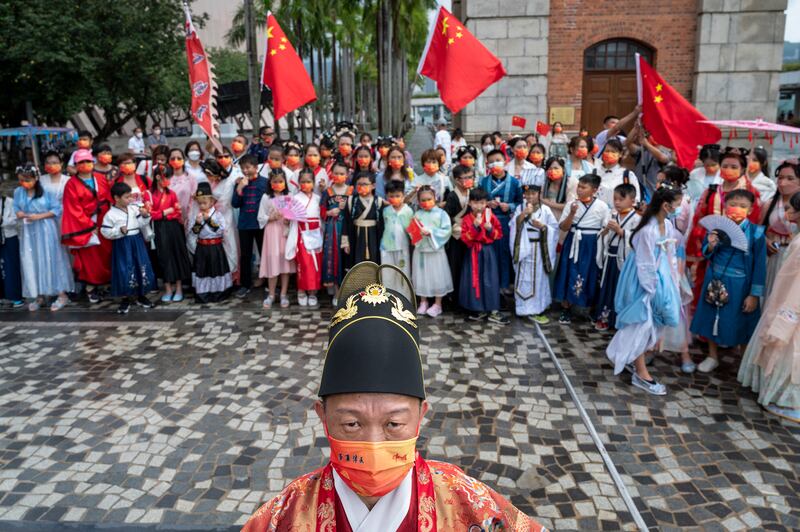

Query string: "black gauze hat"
[319, 262, 424, 399]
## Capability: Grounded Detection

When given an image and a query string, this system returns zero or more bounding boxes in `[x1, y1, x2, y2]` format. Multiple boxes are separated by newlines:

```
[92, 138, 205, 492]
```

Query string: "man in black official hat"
[242, 263, 545, 531]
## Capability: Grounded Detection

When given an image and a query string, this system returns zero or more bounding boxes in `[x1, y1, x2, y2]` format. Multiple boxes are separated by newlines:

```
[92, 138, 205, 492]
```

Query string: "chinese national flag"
[637, 55, 720, 169]
[405, 218, 425, 246]
[511, 115, 526, 128]
[535, 121, 551, 137]
[261, 13, 317, 120]
[417, 7, 506, 114]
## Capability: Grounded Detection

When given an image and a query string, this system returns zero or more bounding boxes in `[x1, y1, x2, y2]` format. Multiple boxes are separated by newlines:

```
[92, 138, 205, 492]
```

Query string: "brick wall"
[547, 0, 698, 128]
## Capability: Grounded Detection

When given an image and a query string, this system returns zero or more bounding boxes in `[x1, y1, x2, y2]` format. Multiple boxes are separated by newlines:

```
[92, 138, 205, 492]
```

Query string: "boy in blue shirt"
[232, 154, 268, 297]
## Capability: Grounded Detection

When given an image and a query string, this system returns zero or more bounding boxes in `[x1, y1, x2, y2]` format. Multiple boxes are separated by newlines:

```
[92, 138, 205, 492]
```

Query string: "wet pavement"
[0, 296, 797, 531]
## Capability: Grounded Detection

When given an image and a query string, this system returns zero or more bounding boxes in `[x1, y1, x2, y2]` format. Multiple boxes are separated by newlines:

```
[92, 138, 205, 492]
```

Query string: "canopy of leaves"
[209, 48, 248, 84]
[0, 0, 201, 138]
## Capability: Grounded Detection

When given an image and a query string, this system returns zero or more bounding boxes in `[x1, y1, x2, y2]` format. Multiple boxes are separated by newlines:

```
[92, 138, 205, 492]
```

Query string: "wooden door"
[582, 71, 637, 135]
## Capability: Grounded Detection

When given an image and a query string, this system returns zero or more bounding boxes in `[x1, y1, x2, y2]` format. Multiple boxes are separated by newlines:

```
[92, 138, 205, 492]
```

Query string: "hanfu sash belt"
[470, 244, 484, 299]
[199, 237, 223, 246]
[569, 228, 599, 263]
[599, 245, 619, 287]
[353, 197, 376, 260]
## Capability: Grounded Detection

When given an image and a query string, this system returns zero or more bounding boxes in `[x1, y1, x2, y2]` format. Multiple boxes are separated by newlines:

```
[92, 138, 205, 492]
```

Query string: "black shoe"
[558, 310, 572, 324]
[136, 296, 153, 308]
[468, 312, 488, 321]
[235, 287, 250, 299]
[88, 291, 101, 304]
[487, 311, 510, 325]
[117, 301, 130, 314]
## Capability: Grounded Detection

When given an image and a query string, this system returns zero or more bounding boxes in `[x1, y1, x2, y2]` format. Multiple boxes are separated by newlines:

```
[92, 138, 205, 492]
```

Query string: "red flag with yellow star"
[417, 6, 506, 114]
[637, 55, 720, 169]
[261, 13, 316, 120]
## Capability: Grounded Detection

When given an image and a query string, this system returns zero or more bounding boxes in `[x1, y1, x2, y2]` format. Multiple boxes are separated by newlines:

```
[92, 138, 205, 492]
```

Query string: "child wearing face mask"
[165, 148, 197, 224]
[62, 149, 113, 303]
[480, 149, 523, 294]
[232, 155, 268, 298]
[14, 165, 74, 311]
[595, 139, 641, 208]
[414, 150, 449, 205]
[353, 145, 375, 175]
[257, 169, 295, 309]
[66, 131, 94, 174]
[691, 189, 767, 374]
[320, 162, 352, 299]
[444, 164, 475, 305]
[375, 146, 414, 199]
[342, 172, 384, 270]
[455, 145, 481, 179]
[93, 145, 118, 182]
[41, 151, 70, 204]
[230, 135, 248, 165]
[505, 138, 539, 184]
[525, 144, 548, 180]
[285, 169, 322, 307]
[379, 180, 414, 291]
[412, 186, 453, 318]
[190, 183, 232, 304]
[304, 144, 328, 191]
[150, 167, 192, 303]
[284, 142, 303, 188]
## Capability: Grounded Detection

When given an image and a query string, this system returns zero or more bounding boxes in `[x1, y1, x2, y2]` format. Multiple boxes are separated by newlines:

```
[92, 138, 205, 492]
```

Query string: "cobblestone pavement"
[0, 296, 798, 531]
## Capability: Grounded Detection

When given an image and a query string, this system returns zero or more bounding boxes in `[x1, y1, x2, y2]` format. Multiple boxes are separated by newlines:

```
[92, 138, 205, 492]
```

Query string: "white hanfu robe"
[509, 203, 559, 316]
[187, 177, 239, 274]
[332, 469, 413, 532]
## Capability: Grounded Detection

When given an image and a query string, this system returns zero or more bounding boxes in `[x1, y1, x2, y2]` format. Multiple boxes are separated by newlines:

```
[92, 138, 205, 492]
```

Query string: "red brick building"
[452, 0, 786, 137]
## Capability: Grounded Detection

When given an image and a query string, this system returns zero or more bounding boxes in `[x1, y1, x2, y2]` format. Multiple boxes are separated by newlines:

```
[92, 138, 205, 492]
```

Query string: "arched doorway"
[582, 39, 654, 135]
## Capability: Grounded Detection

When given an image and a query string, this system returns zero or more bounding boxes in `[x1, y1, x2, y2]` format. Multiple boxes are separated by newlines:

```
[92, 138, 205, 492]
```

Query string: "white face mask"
[488, 161, 505, 170]
[135, 132, 143, 139]
[482, 144, 493, 154]
[188, 150, 201, 161]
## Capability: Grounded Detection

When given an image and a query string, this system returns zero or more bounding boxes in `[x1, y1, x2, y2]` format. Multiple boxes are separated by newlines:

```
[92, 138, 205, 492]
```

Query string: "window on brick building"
[584, 39, 653, 71]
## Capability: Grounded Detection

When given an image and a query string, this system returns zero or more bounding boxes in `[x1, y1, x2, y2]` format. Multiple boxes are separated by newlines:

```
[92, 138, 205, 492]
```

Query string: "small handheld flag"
[536, 121, 551, 137]
[512, 116, 527, 129]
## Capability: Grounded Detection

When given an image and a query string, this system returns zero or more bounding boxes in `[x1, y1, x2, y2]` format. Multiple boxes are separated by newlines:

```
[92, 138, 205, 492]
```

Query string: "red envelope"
[406, 218, 425, 245]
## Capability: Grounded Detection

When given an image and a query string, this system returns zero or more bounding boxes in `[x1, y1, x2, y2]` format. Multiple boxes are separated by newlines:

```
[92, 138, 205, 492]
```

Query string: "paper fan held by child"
[699, 215, 749, 253]
[273, 195, 308, 221]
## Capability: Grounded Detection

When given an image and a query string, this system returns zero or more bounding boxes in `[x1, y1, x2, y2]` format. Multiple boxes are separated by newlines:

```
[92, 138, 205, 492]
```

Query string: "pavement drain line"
[534, 323, 650, 532]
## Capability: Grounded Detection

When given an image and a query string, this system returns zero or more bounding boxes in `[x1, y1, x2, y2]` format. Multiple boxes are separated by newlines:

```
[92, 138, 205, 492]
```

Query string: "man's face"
[605, 118, 619, 129]
[315, 393, 428, 442]
[261, 130, 274, 145]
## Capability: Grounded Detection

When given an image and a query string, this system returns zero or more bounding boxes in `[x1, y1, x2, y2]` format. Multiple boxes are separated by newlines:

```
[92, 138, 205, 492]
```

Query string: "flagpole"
[416, 3, 442, 77]
[244, 0, 261, 136]
[635, 53, 643, 106]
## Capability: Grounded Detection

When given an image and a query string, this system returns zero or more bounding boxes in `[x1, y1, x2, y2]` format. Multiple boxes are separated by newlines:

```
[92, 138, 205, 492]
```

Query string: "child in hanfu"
[342, 171, 385, 268]
[380, 180, 414, 291]
[509, 184, 559, 323]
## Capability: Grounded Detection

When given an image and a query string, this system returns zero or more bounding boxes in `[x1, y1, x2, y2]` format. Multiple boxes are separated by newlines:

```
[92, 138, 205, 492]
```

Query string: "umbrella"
[698, 118, 800, 146]
[0, 126, 77, 168]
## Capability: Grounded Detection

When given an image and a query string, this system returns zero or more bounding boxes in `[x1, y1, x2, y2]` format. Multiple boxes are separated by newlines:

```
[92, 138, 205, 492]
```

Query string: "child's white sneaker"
[426, 304, 442, 318]
[697, 357, 719, 373]
[262, 295, 274, 309]
[308, 295, 318, 307]
[298, 293, 308, 307]
[417, 301, 429, 315]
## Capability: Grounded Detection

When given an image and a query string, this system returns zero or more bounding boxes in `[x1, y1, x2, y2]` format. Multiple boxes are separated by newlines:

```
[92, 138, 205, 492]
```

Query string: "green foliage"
[784, 62, 800, 72]
[0, 0, 199, 137]
[209, 48, 248, 84]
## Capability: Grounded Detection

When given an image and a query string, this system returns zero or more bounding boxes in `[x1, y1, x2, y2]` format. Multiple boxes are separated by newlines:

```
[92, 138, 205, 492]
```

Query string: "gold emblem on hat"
[390, 294, 417, 329]
[361, 284, 389, 306]
[330, 292, 359, 327]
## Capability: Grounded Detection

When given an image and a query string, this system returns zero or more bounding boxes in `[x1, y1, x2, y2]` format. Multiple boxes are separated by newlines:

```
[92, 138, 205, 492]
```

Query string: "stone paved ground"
[0, 297, 798, 531]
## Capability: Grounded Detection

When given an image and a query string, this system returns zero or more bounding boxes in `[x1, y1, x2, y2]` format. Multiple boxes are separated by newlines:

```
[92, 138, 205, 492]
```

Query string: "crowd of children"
[1, 125, 799, 419]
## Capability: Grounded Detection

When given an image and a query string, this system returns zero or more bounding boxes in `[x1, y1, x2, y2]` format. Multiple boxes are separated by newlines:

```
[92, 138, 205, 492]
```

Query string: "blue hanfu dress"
[320, 185, 352, 286]
[13, 187, 74, 298]
[480, 173, 523, 288]
[101, 205, 156, 297]
[606, 218, 682, 374]
[553, 198, 610, 307]
[690, 220, 767, 346]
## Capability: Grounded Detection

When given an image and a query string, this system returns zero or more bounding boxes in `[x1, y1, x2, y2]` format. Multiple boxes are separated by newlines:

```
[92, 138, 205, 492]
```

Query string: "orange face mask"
[231, 141, 245, 153]
[339, 145, 353, 157]
[528, 152, 544, 164]
[305, 154, 320, 168]
[271, 181, 286, 192]
[357, 156, 371, 168]
[387, 196, 404, 207]
[169, 159, 184, 169]
[268, 159, 283, 169]
[704, 163, 719, 175]
[97, 153, 113, 165]
[320, 149, 332, 159]
[286, 155, 301, 167]
[77, 162, 94, 174]
[419, 198, 435, 211]
[378, 147, 389, 157]
[119, 162, 136, 175]
[747, 161, 760, 174]
[217, 156, 231, 166]
[514, 148, 529, 160]
[720, 167, 741, 182]
[547, 168, 564, 181]
[327, 433, 417, 498]
[357, 184, 372, 196]
[300, 182, 314, 193]
[19, 180, 36, 190]
[332, 174, 347, 185]
[44, 163, 62, 175]
[460, 158, 475, 168]
[423, 162, 439, 175]
[602, 152, 620, 166]
[77, 139, 91, 149]
[575, 147, 589, 159]
[461, 178, 474, 189]
[388, 159, 404, 170]
[726, 205, 748, 223]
